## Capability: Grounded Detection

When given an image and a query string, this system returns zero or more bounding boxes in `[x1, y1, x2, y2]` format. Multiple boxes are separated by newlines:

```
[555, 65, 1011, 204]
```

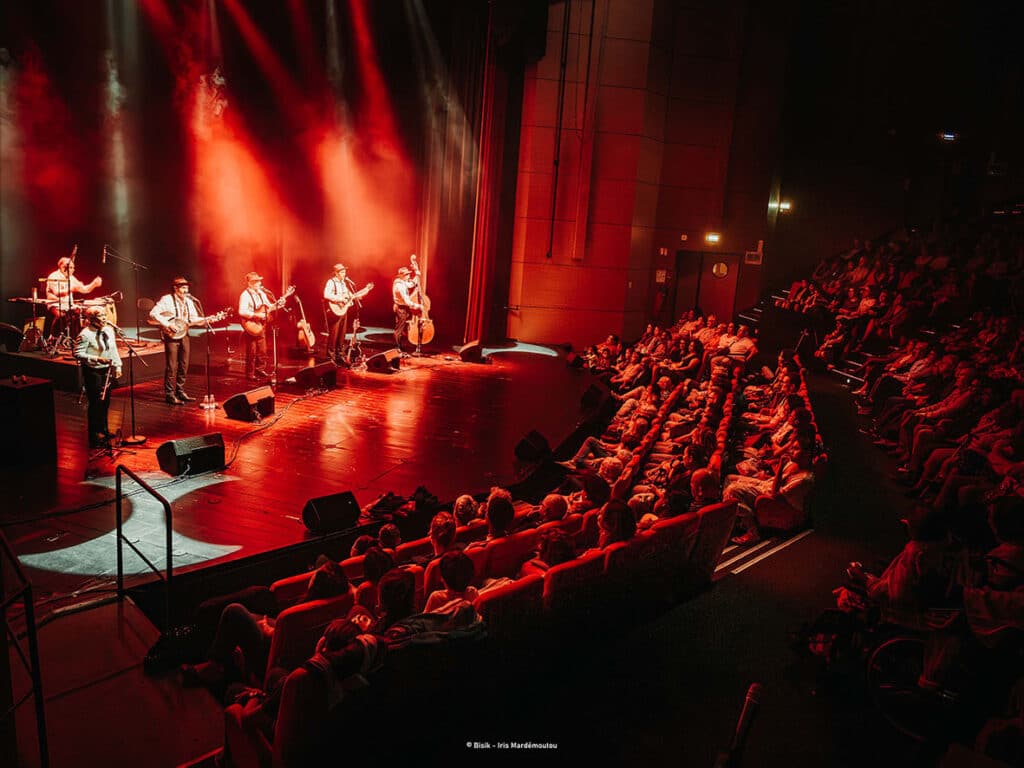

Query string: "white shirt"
[150, 293, 201, 328]
[323, 277, 353, 313]
[392, 277, 419, 310]
[46, 269, 87, 311]
[75, 325, 122, 371]
[238, 287, 273, 320]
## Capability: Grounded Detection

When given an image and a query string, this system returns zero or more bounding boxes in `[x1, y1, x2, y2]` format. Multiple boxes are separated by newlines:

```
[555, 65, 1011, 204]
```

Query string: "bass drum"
[407, 318, 435, 345]
[82, 298, 117, 326]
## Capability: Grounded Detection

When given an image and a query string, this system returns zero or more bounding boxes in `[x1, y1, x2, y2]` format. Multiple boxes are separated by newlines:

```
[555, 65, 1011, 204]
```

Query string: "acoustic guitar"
[325, 282, 374, 317]
[242, 285, 296, 337]
[294, 295, 316, 355]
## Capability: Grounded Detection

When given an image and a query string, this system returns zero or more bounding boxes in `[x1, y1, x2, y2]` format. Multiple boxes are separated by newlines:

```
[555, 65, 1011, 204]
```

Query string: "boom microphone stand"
[194, 298, 218, 410]
[108, 321, 148, 445]
[103, 245, 149, 342]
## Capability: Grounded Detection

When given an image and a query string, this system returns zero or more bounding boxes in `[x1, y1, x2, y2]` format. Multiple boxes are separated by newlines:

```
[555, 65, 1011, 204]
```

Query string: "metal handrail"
[115, 466, 173, 630]
[0, 531, 48, 767]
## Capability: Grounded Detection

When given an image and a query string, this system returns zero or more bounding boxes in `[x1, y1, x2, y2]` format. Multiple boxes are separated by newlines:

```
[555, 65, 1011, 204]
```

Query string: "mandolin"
[243, 285, 296, 336]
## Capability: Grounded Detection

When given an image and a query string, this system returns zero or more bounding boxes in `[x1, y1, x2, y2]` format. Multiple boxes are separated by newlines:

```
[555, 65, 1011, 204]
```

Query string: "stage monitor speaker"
[365, 349, 401, 374]
[581, 382, 609, 410]
[156, 433, 225, 476]
[457, 340, 488, 364]
[514, 429, 550, 463]
[223, 386, 275, 422]
[302, 491, 361, 534]
[294, 361, 338, 390]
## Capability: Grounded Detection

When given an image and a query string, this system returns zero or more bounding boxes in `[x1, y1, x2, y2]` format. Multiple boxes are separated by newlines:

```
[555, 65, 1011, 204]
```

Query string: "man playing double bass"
[392, 257, 422, 357]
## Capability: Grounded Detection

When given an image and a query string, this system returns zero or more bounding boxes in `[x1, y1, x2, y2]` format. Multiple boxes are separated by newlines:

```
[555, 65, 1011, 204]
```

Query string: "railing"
[0, 531, 48, 767]
[115, 466, 174, 630]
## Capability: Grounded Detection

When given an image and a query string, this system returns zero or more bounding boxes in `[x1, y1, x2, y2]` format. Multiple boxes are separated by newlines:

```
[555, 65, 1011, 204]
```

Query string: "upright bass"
[407, 253, 434, 347]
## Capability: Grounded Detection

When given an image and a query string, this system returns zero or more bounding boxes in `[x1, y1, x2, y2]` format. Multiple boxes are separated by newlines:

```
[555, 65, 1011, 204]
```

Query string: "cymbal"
[8, 297, 52, 304]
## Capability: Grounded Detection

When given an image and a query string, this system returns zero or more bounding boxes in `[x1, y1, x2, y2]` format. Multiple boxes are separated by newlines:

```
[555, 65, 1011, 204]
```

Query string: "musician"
[323, 263, 355, 364]
[392, 263, 421, 356]
[45, 254, 102, 337]
[74, 306, 122, 449]
[150, 277, 200, 405]
[238, 271, 272, 381]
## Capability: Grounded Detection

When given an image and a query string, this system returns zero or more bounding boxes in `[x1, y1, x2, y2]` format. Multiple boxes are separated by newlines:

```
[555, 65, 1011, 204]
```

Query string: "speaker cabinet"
[365, 349, 401, 374]
[293, 361, 338, 390]
[0, 376, 56, 466]
[156, 433, 225, 476]
[223, 386, 275, 422]
[514, 429, 550, 463]
[0, 323, 23, 353]
[302, 491, 361, 534]
[457, 340, 488, 364]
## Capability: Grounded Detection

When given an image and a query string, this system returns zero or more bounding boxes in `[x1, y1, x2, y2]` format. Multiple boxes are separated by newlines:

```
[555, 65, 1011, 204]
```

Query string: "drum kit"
[7, 290, 123, 356]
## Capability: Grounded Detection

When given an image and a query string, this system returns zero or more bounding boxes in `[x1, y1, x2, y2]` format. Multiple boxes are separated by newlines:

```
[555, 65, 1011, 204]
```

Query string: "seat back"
[603, 529, 658, 581]
[542, 549, 605, 615]
[483, 528, 539, 580]
[263, 592, 354, 686]
[688, 501, 738, 589]
[649, 511, 702, 599]
[576, 508, 601, 550]
[395, 537, 433, 563]
[474, 574, 544, 642]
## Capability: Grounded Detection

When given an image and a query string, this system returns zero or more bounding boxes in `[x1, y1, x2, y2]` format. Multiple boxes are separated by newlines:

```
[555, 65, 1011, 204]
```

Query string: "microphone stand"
[194, 298, 218, 410]
[108, 322, 148, 445]
[103, 245, 149, 343]
[345, 278, 364, 366]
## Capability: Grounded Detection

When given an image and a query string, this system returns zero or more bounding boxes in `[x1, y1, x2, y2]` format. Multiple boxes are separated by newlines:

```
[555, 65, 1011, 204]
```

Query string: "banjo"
[151, 308, 232, 340]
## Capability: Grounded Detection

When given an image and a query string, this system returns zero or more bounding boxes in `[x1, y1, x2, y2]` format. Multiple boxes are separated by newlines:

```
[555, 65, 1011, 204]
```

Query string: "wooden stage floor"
[2, 345, 596, 604]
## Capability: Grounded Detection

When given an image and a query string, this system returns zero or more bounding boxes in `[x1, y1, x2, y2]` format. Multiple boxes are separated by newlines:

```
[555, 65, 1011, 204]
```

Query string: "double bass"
[407, 254, 434, 346]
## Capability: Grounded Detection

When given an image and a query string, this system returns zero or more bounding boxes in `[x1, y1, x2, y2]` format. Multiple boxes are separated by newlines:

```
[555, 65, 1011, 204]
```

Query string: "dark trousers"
[326, 312, 350, 360]
[394, 305, 411, 351]
[208, 603, 271, 678]
[245, 332, 267, 377]
[82, 365, 112, 442]
[163, 335, 190, 397]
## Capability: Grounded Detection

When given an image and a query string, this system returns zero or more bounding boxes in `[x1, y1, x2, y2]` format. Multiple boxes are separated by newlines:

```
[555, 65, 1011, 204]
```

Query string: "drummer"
[45, 254, 102, 338]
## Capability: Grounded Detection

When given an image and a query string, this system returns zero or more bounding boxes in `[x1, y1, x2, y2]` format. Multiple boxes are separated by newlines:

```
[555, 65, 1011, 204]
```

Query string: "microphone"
[714, 683, 762, 768]
[345, 276, 355, 286]
[102, 245, 107, 264]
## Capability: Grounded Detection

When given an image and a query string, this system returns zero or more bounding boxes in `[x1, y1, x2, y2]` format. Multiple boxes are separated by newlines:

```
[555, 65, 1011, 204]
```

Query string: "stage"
[1, 343, 597, 608]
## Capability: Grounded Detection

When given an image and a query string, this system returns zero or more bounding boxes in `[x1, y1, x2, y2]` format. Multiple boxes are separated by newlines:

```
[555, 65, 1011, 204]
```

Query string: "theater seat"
[263, 592, 354, 687]
[474, 574, 543, 643]
[685, 501, 738, 595]
[483, 528, 539, 580]
[542, 548, 605, 617]
[651, 511, 702, 600]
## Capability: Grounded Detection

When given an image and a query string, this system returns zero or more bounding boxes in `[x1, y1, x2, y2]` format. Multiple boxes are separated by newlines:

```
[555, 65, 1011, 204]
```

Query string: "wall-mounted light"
[704, 232, 721, 244]
[778, 201, 792, 213]
[658, 246, 669, 256]
[680, 234, 688, 242]
[938, 131, 958, 143]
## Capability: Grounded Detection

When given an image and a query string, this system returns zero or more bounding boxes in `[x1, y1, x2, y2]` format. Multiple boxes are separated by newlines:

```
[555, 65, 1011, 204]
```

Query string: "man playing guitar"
[237, 271, 277, 381]
[150, 277, 202, 404]
[323, 263, 373, 365]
